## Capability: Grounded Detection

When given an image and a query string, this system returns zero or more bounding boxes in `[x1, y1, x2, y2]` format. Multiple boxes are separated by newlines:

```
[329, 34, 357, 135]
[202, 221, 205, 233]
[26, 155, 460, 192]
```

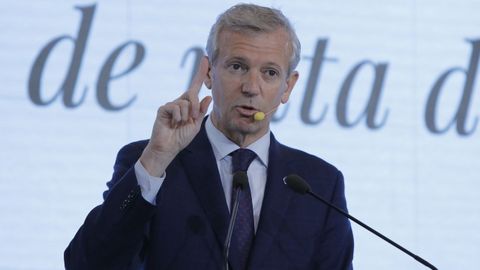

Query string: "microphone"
[283, 174, 438, 270]
[253, 104, 281, 121]
[223, 171, 249, 270]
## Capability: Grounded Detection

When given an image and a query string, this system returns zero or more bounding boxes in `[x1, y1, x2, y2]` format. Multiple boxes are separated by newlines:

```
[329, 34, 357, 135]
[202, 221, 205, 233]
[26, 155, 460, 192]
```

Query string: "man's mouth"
[236, 105, 260, 117]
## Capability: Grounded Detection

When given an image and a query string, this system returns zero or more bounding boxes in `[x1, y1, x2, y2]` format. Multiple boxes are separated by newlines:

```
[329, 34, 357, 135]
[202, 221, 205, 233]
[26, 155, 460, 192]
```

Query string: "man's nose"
[241, 71, 261, 96]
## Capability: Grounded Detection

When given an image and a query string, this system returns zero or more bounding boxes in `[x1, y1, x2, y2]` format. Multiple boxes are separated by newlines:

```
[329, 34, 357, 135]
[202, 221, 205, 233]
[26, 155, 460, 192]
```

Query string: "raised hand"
[139, 56, 212, 177]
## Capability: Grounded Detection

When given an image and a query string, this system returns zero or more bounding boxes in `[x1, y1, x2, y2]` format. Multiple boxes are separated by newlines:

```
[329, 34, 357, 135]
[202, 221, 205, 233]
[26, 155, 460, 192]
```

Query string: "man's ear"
[204, 59, 213, 89]
[281, 71, 299, 103]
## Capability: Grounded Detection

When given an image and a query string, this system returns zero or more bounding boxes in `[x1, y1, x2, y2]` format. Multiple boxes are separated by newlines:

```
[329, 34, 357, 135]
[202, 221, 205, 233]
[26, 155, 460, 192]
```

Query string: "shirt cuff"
[134, 160, 165, 205]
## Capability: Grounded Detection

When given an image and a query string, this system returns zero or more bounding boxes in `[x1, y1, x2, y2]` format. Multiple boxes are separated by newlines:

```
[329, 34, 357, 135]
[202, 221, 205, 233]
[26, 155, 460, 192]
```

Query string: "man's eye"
[228, 63, 246, 72]
[265, 69, 278, 77]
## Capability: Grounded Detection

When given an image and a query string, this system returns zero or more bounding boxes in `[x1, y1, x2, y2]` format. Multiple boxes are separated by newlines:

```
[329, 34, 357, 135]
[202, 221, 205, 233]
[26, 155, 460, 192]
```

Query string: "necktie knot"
[231, 148, 257, 173]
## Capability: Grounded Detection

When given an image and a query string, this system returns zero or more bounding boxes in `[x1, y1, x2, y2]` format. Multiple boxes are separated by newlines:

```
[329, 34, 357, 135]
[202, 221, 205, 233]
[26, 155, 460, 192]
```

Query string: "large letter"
[181, 47, 204, 88]
[336, 61, 389, 129]
[300, 39, 337, 125]
[28, 4, 96, 108]
[425, 39, 480, 136]
[271, 103, 289, 122]
[96, 41, 145, 111]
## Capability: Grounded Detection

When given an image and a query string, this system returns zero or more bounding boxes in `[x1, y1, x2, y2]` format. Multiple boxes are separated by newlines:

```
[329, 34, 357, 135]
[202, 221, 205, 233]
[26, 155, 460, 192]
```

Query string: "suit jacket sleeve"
[64, 141, 155, 270]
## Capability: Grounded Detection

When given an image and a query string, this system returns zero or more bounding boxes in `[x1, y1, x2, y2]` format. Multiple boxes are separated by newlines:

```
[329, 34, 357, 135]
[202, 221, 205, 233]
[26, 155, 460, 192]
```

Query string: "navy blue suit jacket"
[65, 121, 354, 269]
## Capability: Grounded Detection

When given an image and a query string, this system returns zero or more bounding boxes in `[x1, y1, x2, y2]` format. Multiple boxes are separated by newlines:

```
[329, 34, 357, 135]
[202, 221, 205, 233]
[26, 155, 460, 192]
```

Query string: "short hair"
[206, 3, 301, 75]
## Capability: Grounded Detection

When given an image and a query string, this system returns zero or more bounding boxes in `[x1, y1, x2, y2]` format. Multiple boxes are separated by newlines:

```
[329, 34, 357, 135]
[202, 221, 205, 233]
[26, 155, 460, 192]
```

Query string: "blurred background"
[1, 0, 479, 269]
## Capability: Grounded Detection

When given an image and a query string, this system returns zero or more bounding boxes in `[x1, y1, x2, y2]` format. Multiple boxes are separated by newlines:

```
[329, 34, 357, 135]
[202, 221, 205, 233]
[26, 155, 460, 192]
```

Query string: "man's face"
[205, 28, 299, 145]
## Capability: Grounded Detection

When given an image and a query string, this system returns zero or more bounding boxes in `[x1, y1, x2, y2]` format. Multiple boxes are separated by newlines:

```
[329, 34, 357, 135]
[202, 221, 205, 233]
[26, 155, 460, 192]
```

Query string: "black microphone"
[223, 171, 249, 270]
[283, 174, 438, 270]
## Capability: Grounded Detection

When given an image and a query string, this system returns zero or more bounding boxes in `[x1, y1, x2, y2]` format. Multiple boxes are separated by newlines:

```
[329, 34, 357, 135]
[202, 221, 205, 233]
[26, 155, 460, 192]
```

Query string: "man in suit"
[65, 3, 354, 270]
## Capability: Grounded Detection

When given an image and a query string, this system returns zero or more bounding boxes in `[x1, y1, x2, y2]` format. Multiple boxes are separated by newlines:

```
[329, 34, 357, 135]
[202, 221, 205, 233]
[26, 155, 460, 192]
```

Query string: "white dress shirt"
[134, 115, 270, 231]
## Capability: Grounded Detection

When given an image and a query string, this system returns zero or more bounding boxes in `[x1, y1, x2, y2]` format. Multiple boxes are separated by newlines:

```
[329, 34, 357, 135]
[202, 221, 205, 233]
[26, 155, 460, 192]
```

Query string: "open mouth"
[236, 105, 259, 117]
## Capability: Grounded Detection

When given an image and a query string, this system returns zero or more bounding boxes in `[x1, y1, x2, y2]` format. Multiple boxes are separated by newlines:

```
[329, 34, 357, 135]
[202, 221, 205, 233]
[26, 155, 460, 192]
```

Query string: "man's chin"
[231, 117, 264, 134]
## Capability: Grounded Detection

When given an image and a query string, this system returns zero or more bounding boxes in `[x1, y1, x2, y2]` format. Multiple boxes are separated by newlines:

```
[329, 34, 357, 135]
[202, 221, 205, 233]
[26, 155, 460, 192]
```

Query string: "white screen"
[1, 1, 479, 269]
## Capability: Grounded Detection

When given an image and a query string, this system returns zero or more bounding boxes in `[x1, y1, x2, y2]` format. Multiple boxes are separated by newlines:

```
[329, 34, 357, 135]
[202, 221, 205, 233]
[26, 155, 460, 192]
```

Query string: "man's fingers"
[177, 56, 209, 119]
[161, 99, 202, 128]
[177, 100, 190, 123]
[191, 98, 200, 119]
[163, 57, 210, 126]
[188, 56, 209, 95]
[199, 96, 212, 118]
[161, 103, 181, 125]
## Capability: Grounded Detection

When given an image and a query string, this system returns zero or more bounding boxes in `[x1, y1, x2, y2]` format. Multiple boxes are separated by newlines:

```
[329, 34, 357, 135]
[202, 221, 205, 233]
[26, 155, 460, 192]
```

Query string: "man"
[65, 3, 354, 270]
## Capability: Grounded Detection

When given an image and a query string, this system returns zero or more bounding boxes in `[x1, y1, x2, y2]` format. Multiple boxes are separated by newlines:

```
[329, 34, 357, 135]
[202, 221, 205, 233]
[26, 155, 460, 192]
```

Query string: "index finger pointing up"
[188, 56, 210, 95]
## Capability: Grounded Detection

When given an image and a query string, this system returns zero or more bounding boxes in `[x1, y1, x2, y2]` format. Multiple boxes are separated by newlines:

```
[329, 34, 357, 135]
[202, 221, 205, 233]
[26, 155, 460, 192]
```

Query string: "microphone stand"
[284, 174, 437, 270]
[224, 171, 248, 270]
[306, 190, 437, 270]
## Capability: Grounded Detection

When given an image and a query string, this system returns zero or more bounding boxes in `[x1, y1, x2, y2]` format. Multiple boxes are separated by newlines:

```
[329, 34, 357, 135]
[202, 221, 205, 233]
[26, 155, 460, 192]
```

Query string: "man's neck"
[210, 115, 269, 148]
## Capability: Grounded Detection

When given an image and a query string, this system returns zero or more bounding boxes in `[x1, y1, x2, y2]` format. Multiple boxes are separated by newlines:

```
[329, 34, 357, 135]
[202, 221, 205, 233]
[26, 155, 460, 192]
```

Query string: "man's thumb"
[199, 96, 212, 117]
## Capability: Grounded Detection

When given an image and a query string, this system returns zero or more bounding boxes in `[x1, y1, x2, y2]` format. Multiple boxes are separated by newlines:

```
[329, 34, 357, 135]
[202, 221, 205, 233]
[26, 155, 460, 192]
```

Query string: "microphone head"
[233, 171, 249, 190]
[283, 174, 311, 195]
[253, 111, 265, 121]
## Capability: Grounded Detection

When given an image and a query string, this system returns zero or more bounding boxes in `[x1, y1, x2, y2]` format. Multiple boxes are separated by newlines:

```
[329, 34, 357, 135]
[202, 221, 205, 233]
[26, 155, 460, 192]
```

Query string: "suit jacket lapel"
[249, 134, 296, 268]
[179, 120, 230, 251]
[179, 123, 297, 268]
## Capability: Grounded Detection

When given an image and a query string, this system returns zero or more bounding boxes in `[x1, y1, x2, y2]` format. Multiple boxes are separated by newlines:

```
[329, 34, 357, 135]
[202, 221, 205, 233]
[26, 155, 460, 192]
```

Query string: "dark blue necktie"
[229, 148, 256, 270]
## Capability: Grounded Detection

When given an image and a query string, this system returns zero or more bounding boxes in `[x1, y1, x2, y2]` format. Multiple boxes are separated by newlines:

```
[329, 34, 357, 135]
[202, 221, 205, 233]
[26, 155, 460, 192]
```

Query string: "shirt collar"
[205, 115, 270, 167]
